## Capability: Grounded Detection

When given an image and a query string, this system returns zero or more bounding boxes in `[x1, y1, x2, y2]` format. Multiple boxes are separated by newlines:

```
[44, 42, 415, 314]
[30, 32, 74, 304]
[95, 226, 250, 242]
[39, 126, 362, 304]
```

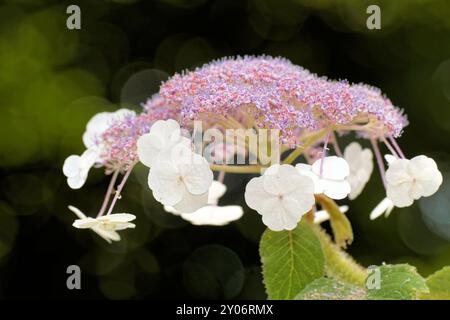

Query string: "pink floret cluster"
[100, 113, 152, 169]
[143, 56, 408, 143]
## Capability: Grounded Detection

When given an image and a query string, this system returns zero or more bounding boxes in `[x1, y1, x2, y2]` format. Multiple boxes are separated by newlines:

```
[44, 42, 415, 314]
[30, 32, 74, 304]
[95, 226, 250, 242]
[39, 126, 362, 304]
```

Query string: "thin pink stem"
[97, 170, 119, 217]
[388, 136, 406, 159]
[106, 166, 134, 215]
[381, 137, 400, 158]
[331, 132, 343, 157]
[370, 137, 387, 188]
[218, 171, 225, 183]
[320, 131, 331, 177]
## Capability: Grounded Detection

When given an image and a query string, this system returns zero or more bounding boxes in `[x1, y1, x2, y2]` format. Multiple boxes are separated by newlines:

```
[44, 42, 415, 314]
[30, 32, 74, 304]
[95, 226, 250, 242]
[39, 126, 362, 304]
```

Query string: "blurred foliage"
[0, 0, 450, 299]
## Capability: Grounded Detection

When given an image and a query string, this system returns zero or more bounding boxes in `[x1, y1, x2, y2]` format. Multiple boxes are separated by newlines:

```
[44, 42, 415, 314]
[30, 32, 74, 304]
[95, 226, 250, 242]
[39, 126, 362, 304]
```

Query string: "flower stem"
[105, 165, 134, 215]
[381, 136, 400, 158]
[210, 164, 264, 174]
[331, 132, 343, 157]
[311, 224, 367, 287]
[319, 130, 331, 177]
[370, 137, 387, 188]
[97, 170, 119, 217]
[388, 136, 406, 159]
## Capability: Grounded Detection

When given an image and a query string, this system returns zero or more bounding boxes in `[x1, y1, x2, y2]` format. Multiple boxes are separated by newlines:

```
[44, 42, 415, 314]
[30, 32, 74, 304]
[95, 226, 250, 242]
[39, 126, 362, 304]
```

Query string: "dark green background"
[1, 0, 450, 299]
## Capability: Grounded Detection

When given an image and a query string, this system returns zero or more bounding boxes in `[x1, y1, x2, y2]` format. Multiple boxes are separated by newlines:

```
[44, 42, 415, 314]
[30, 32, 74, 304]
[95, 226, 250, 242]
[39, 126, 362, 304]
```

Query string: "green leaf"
[366, 264, 429, 300]
[295, 277, 366, 300]
[316, 195, 353, 248]
[260, 221, 325, 300]
[420, 266, 450, 300]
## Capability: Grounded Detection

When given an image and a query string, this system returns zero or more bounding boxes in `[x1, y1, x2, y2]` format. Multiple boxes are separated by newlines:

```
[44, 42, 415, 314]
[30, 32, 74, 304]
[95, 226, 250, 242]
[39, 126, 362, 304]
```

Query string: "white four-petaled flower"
[245, 164, 315, 231]
[63, 108, 135, 189]
[165, 181, 243, 225]
[385, 155, 443, 207]
[69, 206, 136, 243]
[137, 119, 189, 168]
[344, 142, 374, 200]
[296, 156, 351, 200]
[147, 143, 213, 213]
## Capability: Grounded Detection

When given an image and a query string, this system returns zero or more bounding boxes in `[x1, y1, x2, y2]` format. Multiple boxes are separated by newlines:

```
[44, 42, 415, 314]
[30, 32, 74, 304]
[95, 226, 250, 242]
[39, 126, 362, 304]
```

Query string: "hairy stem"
[311, 224, 367, 287]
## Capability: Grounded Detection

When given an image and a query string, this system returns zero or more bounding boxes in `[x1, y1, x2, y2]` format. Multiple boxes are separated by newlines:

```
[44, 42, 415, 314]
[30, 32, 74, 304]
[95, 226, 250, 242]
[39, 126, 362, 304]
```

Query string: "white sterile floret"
[83, 108, 135, 150]
[370, 197, 394, 220]
[137, 119, 190, 168]
[165, 181, 243, 226]
[69, 206, 136, 243]
[148, 144, 213, 213]
[296, 156, 351, 200]
[314, 205, 349, 224]
[244, 164, 315, 231]
[63, 149, 98, 189]
[385, 155, 443, 207]
[344, 142, 374, 200]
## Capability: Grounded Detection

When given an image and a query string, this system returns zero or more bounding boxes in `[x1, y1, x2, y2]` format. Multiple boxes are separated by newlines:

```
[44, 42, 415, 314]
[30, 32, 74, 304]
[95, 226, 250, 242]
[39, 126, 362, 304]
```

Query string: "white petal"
[173, 191, 208, 213]
[83, 109, 135, 149]
[148, 161, 184, 206]
[137, 133, 161, 167]
[112, 222, 136, 231]
[182, 154, 213, 195]
[83, 112, 112, 148]
[260, 198, 299, 231]
[164, 205, 182, 215]
[385, 159, 411, 186]
[67, 174, 88, 189]
[97, 213, 136, 223]
[262, 164, 299, 195]
[91, 226, 121, 243]
[384, 154, 397, 165]
[387, 183, 414, 207]
[409, 156, 443, 197]
[312, 156, 350, 180]
[180, 205, 243, 226]
[314, 210, 330, 224]
[314, 205, 349, 224]
[244, 176, 267, 212]
[344, 142, 363, 161]
[63, 155, 82, 177]
[370, 198, 394, 220]
[208, 181, 227, 203]
[345, 144, 373, 200]
[323, 180, 351, 200]
[150, 119, 181, 147]
[284, 175, 315, 214]
[73, 218, 98, 229]
[296, 164, 322, 194]
[68, 205, 87, 219]
[81, 148, 99, 166]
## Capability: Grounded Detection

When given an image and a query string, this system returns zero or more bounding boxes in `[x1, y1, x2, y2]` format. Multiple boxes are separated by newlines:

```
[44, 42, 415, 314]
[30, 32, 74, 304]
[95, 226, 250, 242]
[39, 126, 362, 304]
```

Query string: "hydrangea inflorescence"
[63, 56, 441, 243]
[144, 56, 407, 145]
